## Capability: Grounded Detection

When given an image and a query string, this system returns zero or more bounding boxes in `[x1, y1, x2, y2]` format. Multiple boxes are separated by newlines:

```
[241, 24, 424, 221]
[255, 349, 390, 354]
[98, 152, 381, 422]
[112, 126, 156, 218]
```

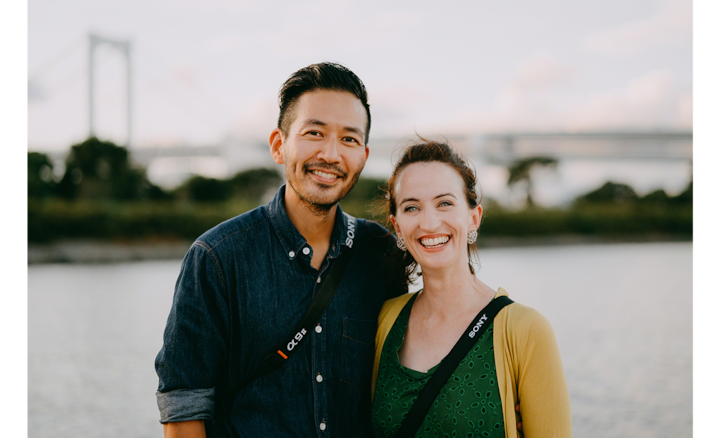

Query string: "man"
[155, 62, 405, 437]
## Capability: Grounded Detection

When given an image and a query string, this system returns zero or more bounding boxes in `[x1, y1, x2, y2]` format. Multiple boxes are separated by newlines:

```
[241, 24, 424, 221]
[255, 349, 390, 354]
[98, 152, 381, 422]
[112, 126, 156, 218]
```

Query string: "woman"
[371, 139, 571, 437]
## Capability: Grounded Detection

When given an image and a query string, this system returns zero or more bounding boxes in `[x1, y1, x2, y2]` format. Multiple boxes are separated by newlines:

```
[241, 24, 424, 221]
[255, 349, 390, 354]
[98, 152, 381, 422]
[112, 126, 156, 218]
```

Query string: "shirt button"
[288, 251, 295, 258]
[319, 422, 327, 431]
[316, 374, 323, 383]
[315, 325, 322, 333]
[317, 276, 321, 283]
[302, 247, 310, 255]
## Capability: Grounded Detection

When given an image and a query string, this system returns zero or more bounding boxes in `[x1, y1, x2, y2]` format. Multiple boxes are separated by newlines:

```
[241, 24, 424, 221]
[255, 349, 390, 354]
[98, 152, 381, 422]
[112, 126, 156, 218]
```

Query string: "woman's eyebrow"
[399, 197, 419, 205]
[399, 193, 458, 205]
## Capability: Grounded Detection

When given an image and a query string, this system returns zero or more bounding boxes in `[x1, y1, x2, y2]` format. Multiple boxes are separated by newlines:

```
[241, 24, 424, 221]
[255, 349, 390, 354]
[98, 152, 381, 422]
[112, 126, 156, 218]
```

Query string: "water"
[28, 242, 692, 437]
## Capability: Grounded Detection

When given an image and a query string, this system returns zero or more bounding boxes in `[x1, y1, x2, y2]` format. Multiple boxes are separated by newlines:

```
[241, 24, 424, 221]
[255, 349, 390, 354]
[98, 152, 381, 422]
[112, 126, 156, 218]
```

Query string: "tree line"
[28, 137, 284, 205]
[28, 137, 692, 243]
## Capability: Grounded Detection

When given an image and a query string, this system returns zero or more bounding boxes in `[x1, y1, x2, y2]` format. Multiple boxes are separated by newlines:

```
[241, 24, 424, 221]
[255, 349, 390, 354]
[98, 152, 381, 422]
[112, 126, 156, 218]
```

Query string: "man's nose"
[316, 137, 341, 163]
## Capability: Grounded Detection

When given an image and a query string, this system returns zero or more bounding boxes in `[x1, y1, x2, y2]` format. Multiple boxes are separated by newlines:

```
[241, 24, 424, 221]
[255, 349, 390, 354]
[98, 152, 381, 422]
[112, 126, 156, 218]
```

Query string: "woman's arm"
[516, 312, 572, 437]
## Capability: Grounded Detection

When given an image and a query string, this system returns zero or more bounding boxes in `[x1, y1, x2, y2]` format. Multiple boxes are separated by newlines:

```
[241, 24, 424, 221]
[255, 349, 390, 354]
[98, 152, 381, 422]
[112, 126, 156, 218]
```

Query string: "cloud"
[205, 5, 423, 55]
[511, 51, 574, 90]
[625, 69, 674, 106]
[175, 0, 254, 13]
[676, 92, 692, 127]
[562, 69, 691, 130]
[444, 52, 575, 132]
[448, 68, 691, 133]
[583, 0, 692, 56]
[228, 98, 278, 140]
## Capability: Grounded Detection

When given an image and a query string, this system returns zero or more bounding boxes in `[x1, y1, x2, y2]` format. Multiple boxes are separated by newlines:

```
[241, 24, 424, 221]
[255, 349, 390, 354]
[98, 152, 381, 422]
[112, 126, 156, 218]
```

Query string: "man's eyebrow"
[301, 119, 327, 128]
[300, 119, 364, 137]
[343, 125, 365, 137]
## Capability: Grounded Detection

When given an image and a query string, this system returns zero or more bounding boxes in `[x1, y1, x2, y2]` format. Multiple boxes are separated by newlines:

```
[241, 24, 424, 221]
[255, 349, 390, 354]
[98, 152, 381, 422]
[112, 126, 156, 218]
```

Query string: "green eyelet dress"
[371, 294, 505, 438]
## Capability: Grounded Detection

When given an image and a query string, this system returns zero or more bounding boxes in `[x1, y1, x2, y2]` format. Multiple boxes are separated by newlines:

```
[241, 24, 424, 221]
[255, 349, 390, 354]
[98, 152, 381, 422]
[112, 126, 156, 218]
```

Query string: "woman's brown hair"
[380, 138, 482, 286]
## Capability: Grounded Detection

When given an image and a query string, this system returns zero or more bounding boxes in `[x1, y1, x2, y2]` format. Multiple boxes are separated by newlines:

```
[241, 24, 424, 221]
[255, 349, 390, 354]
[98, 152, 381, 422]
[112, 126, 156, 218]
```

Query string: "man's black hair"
[277, 62, 371, 143]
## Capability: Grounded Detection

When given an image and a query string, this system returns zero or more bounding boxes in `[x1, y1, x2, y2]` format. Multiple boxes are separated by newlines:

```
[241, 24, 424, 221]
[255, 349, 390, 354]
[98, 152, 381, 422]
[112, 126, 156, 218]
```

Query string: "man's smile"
[303, 163, 346, 185]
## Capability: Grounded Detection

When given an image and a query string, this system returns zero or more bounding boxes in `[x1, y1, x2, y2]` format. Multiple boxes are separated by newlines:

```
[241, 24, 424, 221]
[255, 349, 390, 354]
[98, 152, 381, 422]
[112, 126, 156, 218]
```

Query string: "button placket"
[312, 280, 329, 435]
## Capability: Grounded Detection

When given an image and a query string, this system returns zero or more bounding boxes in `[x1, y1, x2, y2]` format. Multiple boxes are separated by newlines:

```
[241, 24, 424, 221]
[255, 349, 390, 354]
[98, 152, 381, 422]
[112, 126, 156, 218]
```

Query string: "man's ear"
[269, 128, 285, 165]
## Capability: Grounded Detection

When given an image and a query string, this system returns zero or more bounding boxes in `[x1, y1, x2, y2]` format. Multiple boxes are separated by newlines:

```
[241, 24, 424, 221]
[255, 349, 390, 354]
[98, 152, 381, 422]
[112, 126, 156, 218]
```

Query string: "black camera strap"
[394, 295, 514, 438]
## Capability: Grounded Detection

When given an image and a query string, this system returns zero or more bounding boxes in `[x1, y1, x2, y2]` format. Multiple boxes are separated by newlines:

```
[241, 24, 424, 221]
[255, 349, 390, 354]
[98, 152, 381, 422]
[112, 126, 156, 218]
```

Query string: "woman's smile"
[419, 234, 450, 249]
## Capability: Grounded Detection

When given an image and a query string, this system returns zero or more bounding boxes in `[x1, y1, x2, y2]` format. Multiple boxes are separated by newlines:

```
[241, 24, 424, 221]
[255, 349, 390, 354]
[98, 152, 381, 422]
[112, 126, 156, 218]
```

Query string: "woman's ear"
[390, 215, 401, 237]
[469, 204, 482, 230]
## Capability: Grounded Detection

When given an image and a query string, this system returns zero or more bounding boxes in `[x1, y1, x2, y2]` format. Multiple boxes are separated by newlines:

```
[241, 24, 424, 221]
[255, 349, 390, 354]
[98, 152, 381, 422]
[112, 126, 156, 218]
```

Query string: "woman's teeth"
[420, 236, 449, 248]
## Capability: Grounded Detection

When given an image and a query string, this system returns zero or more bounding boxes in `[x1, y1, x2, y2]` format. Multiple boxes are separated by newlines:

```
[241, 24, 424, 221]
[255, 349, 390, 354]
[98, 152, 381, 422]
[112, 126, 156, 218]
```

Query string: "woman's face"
[390, 161, 481, 275]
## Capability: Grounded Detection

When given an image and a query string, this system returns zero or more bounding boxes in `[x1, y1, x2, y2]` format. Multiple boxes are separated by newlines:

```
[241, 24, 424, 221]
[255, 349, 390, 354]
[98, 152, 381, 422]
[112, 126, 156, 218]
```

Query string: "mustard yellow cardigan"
[372, 288, 572, 438]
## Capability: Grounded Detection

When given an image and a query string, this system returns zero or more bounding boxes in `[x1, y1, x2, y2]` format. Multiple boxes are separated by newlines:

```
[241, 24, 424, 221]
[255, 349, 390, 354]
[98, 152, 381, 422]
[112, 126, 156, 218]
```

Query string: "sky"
[28, 0, 693, 152]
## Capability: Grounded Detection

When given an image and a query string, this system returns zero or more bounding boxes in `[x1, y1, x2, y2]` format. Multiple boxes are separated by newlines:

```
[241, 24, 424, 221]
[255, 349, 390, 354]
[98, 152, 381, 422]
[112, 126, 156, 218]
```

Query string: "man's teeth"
[420, 236, 449, 247]
[312, 170, 338, 179]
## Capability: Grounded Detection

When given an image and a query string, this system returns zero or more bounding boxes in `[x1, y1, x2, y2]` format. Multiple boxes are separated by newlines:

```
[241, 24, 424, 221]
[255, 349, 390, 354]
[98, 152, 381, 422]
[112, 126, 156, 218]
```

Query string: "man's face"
[270, 89, 369, 211]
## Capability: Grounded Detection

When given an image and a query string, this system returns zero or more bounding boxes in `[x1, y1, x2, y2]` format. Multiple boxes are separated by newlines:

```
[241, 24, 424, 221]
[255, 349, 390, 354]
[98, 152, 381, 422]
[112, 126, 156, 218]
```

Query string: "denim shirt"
[155, 185, 404, 437]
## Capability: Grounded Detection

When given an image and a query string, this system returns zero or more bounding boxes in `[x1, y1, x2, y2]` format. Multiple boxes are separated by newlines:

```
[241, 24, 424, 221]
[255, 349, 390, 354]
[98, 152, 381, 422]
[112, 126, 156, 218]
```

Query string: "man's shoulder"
[355, 218, 392, 245]
[347, 217, 394, 259]
[357, 217, 390, 235]
[195, 204, 270, 250]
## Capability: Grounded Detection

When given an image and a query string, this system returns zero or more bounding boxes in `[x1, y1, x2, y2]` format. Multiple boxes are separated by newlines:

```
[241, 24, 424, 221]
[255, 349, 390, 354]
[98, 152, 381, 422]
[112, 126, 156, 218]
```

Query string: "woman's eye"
[439, 201, 453, 207]
[404, 205, 418, 212]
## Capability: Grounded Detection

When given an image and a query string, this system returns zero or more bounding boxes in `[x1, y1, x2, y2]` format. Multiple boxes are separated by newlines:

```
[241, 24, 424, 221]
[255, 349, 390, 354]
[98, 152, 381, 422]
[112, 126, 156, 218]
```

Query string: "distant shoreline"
[28, 235, 692, 265]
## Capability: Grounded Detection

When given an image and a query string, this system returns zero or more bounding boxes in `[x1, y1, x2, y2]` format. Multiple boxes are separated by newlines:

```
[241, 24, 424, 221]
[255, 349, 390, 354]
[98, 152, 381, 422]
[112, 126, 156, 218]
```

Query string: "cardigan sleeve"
[371, 292, 415, 399]
[516, 311, 572, 437]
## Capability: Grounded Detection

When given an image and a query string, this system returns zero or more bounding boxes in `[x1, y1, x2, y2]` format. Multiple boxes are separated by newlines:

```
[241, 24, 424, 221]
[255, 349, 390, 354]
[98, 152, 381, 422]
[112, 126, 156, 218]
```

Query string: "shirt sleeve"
[516, 311, 573, 437]
[155, 242, 231, 423]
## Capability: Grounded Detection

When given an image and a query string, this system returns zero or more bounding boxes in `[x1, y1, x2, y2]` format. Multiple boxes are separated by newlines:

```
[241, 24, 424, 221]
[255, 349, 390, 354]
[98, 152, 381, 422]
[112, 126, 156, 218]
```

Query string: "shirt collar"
[266, 185, 354, 261]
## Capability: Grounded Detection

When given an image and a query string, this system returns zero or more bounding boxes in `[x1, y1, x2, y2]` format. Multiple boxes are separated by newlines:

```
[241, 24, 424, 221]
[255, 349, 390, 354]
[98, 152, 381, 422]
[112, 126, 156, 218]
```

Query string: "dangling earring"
[467, 229, 478, 245]
[396, 236, 407, 251]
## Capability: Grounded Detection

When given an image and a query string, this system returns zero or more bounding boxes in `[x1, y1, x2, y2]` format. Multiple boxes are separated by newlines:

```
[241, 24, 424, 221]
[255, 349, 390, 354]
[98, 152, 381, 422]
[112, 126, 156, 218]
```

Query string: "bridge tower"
[88, 33, 132, 147]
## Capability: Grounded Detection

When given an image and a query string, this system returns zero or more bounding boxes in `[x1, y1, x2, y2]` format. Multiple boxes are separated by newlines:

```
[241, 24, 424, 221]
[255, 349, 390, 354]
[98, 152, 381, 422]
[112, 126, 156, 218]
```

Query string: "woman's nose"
[419, 209, 441, 231]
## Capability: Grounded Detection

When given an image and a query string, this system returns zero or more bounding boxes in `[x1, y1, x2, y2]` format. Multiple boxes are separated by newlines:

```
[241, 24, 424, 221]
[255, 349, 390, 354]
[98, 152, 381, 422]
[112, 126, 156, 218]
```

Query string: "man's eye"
[306, 131, 322, 137]
[343, 136, 360, 144]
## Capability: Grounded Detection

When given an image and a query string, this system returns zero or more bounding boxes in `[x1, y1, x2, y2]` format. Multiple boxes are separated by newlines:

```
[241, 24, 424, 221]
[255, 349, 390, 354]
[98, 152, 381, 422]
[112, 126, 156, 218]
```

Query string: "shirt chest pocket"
[340, 318, 376, 388]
